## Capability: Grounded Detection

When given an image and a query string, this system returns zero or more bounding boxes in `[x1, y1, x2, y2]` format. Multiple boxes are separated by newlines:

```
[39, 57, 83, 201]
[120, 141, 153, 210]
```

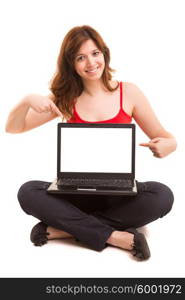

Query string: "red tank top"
[67, 82, 132, 124]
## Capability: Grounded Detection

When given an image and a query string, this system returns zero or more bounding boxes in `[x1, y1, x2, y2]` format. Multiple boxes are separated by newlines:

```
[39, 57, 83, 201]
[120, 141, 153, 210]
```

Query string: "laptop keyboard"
[58, 178, 133, 190]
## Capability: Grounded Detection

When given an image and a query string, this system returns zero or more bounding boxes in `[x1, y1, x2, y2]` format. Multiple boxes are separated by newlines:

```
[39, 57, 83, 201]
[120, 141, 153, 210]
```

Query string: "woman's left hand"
[139, 137, 177, 158]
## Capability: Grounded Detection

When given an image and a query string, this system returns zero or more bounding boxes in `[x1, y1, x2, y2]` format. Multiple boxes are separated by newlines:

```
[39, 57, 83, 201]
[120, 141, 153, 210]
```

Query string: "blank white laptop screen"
[60, 127, 132, 173]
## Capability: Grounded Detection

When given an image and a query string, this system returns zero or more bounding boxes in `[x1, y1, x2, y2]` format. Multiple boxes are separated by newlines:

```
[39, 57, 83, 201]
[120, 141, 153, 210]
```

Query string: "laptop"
[47, 123, 137, 196]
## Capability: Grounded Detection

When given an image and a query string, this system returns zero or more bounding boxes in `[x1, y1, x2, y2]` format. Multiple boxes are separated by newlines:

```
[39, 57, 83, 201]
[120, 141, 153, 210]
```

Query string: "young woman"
[6, 25, 176, 260]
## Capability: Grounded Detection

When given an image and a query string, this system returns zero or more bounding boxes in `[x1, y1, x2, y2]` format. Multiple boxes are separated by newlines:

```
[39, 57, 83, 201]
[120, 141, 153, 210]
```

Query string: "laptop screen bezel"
[57, 123, 135, 180]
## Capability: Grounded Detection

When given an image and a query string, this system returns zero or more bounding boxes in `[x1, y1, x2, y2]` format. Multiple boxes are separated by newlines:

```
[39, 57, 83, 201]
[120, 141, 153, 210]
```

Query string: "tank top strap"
[120, 81, 123, 109]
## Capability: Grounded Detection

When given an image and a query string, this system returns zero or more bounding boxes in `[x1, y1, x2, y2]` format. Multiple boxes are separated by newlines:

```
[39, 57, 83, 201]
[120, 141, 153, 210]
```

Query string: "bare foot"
[47, 226, 73, 240]
[107, 231, 134, 250]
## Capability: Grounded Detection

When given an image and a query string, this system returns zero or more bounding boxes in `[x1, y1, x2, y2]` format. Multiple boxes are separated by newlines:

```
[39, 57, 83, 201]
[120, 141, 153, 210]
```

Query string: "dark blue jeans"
[17, 180, 174, 251]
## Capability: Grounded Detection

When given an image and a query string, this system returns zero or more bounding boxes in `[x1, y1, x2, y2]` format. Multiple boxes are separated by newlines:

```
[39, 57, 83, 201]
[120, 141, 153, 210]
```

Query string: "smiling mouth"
[85, 67, 99, 73]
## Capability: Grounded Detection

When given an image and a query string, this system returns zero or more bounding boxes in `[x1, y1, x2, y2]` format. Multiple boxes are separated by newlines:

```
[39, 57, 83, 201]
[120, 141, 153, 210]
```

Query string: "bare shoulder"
[124, 81, 151, 112]
[124, 81, 137, 91]
[124, 82, 168, 139]
[124, 82, 143, 99]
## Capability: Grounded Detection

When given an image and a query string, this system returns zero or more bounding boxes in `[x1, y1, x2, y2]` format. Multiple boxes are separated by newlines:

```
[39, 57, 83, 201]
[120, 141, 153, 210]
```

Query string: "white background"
[0, 0, 184, 277]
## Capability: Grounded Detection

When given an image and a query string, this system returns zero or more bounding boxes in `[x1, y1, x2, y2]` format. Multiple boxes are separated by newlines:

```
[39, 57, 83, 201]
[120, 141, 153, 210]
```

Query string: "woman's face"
[74, 39, 105, 81]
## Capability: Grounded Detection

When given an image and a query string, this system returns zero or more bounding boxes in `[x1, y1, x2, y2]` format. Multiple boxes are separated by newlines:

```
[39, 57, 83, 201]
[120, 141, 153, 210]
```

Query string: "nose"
[86, 55, 96, 67]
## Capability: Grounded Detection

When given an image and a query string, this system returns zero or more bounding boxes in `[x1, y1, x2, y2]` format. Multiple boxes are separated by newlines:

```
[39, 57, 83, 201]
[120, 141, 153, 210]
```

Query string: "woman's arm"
[5, 93, 63, 133]
[125, 82, 177, 158]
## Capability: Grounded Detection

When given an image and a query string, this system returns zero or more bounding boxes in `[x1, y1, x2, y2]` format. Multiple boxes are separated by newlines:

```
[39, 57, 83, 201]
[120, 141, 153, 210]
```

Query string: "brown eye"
[77, 55, 85, 62]
[93, 51, 100, 56]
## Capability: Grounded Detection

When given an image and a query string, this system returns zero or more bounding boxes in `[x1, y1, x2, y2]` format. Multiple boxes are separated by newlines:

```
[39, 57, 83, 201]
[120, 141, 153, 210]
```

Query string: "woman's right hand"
[6, 93, 63, 133]
[26, 94, 63, 117]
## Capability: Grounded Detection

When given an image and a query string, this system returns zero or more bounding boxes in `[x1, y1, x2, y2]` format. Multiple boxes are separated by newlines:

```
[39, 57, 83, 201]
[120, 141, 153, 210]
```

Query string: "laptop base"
[47, 179, 137, 196]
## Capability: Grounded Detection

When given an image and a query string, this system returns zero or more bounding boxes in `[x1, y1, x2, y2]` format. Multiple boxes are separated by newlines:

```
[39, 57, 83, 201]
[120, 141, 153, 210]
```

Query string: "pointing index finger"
[139, 143, 150, 147]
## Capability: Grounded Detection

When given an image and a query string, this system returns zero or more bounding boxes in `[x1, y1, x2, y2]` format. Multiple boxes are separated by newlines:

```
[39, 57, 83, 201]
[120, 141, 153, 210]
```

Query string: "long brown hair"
[50, 25, 118, 121]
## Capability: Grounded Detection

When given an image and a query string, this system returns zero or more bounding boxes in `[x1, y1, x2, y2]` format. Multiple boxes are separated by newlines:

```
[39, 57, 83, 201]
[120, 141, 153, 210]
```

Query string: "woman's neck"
[82, 79, 107, 97]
